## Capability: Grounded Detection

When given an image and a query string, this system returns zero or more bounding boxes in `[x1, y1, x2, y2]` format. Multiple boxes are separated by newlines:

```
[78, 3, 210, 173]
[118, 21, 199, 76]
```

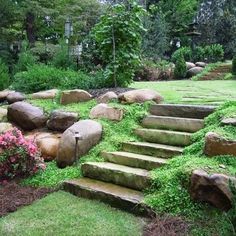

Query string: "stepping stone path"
[63, 104, 216, 215]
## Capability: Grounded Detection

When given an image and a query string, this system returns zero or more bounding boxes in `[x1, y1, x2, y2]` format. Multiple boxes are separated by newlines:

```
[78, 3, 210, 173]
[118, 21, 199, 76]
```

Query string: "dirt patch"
[0, 182, 53, 217]
[143, 215, 190, 236]
[88, 87, 135, 98]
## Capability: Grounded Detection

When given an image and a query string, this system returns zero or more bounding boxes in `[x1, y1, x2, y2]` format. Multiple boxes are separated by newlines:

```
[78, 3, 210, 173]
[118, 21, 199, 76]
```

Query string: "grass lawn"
[0, 191, 145, 236]
[131, 80, 236, 105]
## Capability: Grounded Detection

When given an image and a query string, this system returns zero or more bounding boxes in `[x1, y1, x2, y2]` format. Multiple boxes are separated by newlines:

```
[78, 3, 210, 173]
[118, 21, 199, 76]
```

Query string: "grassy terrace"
[1, 80, 236, 236]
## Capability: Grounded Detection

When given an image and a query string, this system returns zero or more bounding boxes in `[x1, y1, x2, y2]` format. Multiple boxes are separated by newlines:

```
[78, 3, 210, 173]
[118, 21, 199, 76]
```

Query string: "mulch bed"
[88, 87, 135, 98]
[0, 182, 53, 217]
[143, 215, 190, 236]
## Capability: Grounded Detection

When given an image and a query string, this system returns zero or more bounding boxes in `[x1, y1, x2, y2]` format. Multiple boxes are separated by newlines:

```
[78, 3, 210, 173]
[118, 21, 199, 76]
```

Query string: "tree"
[93, 0, 146, 87]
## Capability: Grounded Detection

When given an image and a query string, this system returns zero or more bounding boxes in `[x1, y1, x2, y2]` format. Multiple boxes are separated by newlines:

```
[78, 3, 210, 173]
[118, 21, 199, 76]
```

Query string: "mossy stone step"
[142, 115, 204, 133]
[150, 104, 216, 119]
[63, 178, 150, 215]
[122, 142, 183, 158]
[135, 128, 192, 147]
[82, 162, 150, 191]
[102, 151, 167, 170]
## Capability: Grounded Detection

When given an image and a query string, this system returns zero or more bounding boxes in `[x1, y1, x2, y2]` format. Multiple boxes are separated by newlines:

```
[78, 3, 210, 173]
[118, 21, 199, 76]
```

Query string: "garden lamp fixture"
[74, 131, 83, 164]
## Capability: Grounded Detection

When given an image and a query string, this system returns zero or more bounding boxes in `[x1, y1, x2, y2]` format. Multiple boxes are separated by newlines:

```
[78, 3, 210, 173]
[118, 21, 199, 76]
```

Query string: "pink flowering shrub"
[0, 128, 46, 181]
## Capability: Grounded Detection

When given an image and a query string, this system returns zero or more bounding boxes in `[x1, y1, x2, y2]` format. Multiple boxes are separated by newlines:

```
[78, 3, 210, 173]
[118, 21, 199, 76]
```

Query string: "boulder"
[0, 108, 7, 121]
[186, 62, 196, 70]
[47, 110, 78, 132]
[221, 118, 236, 126]
[31, 89, 59, 100]
[187, 67, 204, 77]
[90, 104, 124, 121]
[6, 92, 25, 104]
[25, 131, 62, 161]
[190, 169, 236, 211]
[196, 62, 207, 68]
[7, 102, 48, 131]
[0, 90, 15, 102]
[60, 89, 93, 105]
[0, 122, 13, 133]
[97, 92, 118, 104]
[118, 89, 163, 104]
[204, 132, 236, 157]
[56, 120, 102, 167]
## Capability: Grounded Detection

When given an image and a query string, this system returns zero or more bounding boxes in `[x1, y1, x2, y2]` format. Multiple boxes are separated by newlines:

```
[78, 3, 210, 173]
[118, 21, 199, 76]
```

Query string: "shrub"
[232, 56, 236, 75]
[12, 64, 108, 93]
[14, 41, 37, 74]
[171, 47, 192, 63]
[174, 53, 187, 79]
[193, 46, 205, 62]
[0, 128, 45, 181]
[204, 44, 224, 62]
[0, 58, 10, 90]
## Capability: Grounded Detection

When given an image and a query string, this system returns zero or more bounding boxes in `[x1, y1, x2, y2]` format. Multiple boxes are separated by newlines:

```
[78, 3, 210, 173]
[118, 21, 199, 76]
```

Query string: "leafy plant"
[93, 0, 146, 87]
[204, 44, 224, 63]
[0, 58, 10, 90]
[174, 53, 187, 79]
[232, 56, 236, 75]
[14, 41, 37, 74]
[171, 47, 192, 63]
[0, 128, 45, 182]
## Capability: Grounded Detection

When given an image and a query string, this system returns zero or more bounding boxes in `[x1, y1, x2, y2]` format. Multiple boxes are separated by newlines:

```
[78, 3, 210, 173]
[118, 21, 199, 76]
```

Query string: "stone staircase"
[199, 64, 232, 80]
[63, 104, 216, 215]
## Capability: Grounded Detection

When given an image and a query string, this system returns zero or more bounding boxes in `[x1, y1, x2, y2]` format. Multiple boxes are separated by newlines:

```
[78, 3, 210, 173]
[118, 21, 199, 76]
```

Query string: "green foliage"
[174, 53, 187, 79]
[0, 58, 10, 90]
[171, 47, 192, 63]
[172, 44, 224, 63]
[232, 56, 236, 75]
[51, 41, 77, 70]
[12, 64, 96, 93]
[14, 42, 37, 74]
[93, 1, 146, 87]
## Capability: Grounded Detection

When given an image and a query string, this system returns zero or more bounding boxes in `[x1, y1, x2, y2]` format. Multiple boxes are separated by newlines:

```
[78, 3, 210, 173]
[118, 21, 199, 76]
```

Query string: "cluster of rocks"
[186, 61, 207, 77]
[0, 87, 163, 167]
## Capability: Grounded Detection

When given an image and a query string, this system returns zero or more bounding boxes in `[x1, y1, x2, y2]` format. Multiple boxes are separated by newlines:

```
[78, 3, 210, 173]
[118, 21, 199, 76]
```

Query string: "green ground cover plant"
[0, 191, 145, 236]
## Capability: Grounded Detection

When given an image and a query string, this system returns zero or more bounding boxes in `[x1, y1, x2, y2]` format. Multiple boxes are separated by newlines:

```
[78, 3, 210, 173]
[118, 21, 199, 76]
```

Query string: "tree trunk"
[112, 17, 117, 87]
[25, 12, 36, 47]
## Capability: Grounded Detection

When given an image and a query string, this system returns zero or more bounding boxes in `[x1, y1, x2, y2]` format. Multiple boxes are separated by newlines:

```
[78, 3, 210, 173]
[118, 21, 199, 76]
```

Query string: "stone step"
[142, 115, 204, 133]
[122, 142, 183, 158]
[150, 104, 216, 119]
[102, 151, 167, 170]
[63, 178, 150, 215]
[81, 162, 150, 191]
[135, 128, 192, 147]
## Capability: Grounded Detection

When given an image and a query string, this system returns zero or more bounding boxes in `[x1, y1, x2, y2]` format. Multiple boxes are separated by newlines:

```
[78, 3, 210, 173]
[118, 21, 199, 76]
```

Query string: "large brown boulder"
[7, 102, 48, 131]
[118, 89, 163, 104]
[0, 90, 15, 102]
[204, 132, 236, 157]
[60, 89, 93, 105]
[90, 104, 124, 121]
[31, 89, 59, 99]
[186, 62, 196, 70]
[56, 120, 102, 168]
[47, 110, 78, 132]
[190, 169, 236, 211]
[221, 118, 236, 126]
[6, 92, 25, 104]
[187, 67, 204, 77]
[97, 91, 118, 104]
[25, 131, 62, 161]
[196, 62, 207, 68]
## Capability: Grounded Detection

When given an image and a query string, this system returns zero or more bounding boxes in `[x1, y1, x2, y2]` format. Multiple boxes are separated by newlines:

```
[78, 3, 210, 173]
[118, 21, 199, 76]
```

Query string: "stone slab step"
[142, 115, 204, 133]
[135, 128, 192, 147]
[150, 104, 216, 119]
[122, 141, 183, 158]
[82, 162, 150, 191]
[63, 178, 150, 215]
[102, 151, 167, 170]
